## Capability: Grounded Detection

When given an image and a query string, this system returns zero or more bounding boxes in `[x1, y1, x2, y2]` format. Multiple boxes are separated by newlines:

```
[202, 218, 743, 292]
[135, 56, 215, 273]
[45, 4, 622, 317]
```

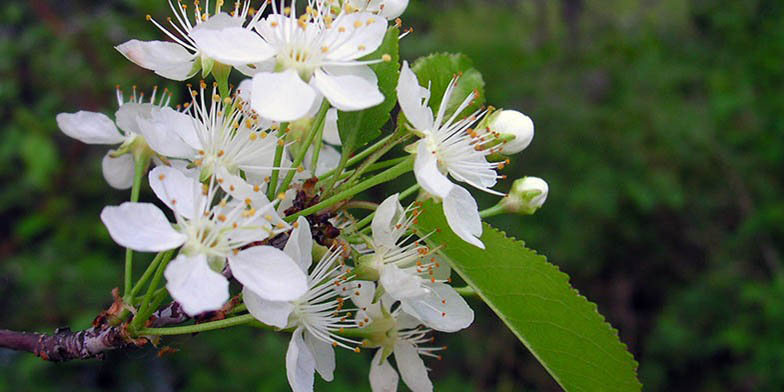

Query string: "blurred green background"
[1, 0, 783, 390]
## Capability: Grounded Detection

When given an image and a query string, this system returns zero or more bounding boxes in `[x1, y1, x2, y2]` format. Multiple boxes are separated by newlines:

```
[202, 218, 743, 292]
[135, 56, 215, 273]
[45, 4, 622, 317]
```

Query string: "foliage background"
[1, 0, 783, 390]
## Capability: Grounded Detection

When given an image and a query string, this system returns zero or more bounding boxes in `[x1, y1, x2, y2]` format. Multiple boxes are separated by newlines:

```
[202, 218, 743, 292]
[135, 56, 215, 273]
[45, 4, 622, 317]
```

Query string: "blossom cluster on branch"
[51, 1, 549, 391]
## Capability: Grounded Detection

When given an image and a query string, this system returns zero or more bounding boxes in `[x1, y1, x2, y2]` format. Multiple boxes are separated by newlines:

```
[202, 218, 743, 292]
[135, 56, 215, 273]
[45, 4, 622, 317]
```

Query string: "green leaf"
[337, 27, 400, 153]
[411, 53, 485, 119]
[412, 200, 641, 392]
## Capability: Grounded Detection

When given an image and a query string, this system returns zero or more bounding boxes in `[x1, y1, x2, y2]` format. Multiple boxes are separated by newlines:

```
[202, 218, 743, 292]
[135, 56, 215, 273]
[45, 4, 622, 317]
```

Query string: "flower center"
[277, 46, 320, 81]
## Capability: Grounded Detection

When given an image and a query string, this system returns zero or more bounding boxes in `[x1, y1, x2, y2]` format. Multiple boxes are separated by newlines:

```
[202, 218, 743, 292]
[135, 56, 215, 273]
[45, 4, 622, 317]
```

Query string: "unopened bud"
[501, 176, 548, 215]
[487, 110, 534, 155]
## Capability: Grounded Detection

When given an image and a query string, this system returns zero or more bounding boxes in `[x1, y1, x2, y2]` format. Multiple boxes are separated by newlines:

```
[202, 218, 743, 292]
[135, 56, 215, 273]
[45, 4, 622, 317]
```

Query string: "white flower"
[485, 109, 534, 154]
[136, 82, 283, 181]
[244, 217, 359, 392]
[358, 301, 445, 392]
[116, 0, 265, 81]
[191, 1, 387, 121]
[359, 195, 474, 332]
[56, 86, 171, 189]
[348, 0, 409, 20]
[100, 165, 306, 315]
[397, 61, 507, 248]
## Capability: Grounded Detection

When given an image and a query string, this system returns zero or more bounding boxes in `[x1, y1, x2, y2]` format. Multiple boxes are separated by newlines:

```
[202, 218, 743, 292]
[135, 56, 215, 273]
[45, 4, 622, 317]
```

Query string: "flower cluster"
[56, 1, 547, 391]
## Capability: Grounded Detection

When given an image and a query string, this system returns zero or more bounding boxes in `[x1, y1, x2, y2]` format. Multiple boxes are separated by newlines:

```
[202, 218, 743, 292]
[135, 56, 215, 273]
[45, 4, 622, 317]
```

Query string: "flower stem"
[338, 131, 412, 193]
[357, 183, 420, 233]
[124, 157, 148, 298]
[454, 286, 477, 297]
[128, 251, 166, 300]
[278, 101, 330, 194]
[479, 204, 506, 219]
[286, 156, 414, 222]
[267, 122, 289, 200]
[130, 252, 174, 332]
[137, 314, 257, 336]
[317, 133, 396, 185]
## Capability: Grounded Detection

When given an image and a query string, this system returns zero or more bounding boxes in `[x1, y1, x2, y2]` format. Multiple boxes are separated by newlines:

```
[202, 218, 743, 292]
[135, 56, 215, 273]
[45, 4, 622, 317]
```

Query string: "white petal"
[324, 12, 387, 61]
[148, 165, 203, 220]
[346, 280, 376, 309]
[401, 282, 474, 333]
[164, 254, 229, 316]
[252, 70, 318, 122]
[304, 144, 341, 177]
[115, 102, 158, 135]
[229, 246, 307, 301]
[394, 341, 433, 392]
[100, 202, 186, 252]
[161, 107, 202, 150]
[380, 264, 427, 300]
[304, 330, 335, 382]
[190, 27, 275, 66]
[115, 40, 197, 81]
[237, 79, 254, 104]
[372, 193, 403, 249]
[379, 0, 409, 19]
[101, 151, 135, 190]
[194, 12, 244, 30]
[322, 108, 341, 145]
[286, 328, 316, 392]
[414, 142, 453, 200]
[312, 66, 384, 112]
[397, 61, 434, 131]
[235, 58, 276, 77]
[243, 286, 294, 329]
[56, 111, 125, 145]
[215, 167, 271, 206]
[443, 186, 484, 249]
[283, 217, 313, 272]
[369, 349, 399, 392]
[136, 109, 197, 159]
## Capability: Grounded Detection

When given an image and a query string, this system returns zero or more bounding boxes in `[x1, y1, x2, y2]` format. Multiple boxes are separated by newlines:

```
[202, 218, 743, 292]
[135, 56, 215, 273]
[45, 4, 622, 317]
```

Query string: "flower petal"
[229, 245, 307, 302]
[401, 282, 474, 333]
[115, 102, 157, 135]
[283, 217, 313, 272]
[394, 340, 433, 392]
[136, 108, 198, 159]
[312, 66, 384, 112]
[101, 151, 135, 190]
[286, 327, 317, 392]
[252, 70, 319, 122]
[443, 185, 484, 249]
[397, 61, 434, 131]
[148, 165, 203, 220]
[115, 40, 197, 81]
[304, 144, 341, 177]
[100, 202, 186, 252]
[190, 26, 275, 66]
[164, 254, 230, 316]
[324, 12, 386, 61]
[345, 280, 376, 309]
[304, 330, 336, 382]
[243, 286, 294, 329]
[56, 111, 125, 145]
[322, 108, 341, 145]
[372, 193, 404, 249]
[369, 349, 399, 392]
[414, 142, 453, 200]
[380, 264, 427, 300]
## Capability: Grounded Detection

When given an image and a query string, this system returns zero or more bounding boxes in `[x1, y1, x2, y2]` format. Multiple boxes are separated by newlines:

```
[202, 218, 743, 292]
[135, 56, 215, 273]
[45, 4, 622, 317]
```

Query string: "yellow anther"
[382, 54, 392, 62]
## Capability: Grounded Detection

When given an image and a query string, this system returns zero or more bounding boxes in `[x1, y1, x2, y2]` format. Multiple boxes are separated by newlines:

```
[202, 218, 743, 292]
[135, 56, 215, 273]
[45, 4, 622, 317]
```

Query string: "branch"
[0, 301, 187, 362]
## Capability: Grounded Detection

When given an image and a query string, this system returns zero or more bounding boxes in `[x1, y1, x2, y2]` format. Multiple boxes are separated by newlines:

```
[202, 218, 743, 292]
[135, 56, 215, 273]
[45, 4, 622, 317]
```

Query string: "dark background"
[1, 0, 783, 390]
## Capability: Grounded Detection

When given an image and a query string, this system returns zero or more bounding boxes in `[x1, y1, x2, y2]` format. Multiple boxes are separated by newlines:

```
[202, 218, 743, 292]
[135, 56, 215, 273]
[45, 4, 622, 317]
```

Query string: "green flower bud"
[501, 176, 548, 215]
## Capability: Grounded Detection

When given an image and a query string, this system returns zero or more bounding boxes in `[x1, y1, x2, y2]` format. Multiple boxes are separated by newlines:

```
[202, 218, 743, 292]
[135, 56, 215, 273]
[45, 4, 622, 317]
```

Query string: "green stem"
[342, 201, 379, 211]
[130, 252, 173, 332]
[310, 116, 326, 171]
[321, 148, 351, 195]
[358, 183, 420, 233]
[455, 286, 477, 297]
[138, 314, 257, 336]
[124, 157, 147, 298]
[128, 251, 166, 300]
[338, 131, 412, 193]
[278, 102, 330, 194]
[286, 156, 415, 222]
[267, 122, 289, 200]
[479, 204, 506, 219]
[317, 133, 395, 183]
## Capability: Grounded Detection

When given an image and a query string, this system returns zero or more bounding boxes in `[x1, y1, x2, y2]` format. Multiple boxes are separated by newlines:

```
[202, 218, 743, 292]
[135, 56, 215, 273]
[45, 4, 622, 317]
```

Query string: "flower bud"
[501, 176, 548, 215]
[487, 110, 534, 155]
